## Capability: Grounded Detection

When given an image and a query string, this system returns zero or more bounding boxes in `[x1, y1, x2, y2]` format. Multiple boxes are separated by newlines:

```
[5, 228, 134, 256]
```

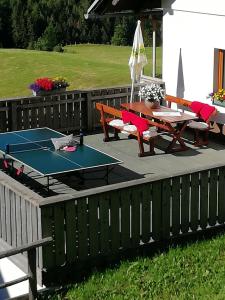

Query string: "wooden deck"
[9, 130, 224, 196]
[1, 130, 225, 287]
[1, 85, 225, 287]
[86, 131, 225, 180]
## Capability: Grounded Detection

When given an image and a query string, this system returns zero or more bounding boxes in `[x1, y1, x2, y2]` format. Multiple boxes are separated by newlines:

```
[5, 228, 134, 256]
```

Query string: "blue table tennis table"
[0, 127, 122, 191]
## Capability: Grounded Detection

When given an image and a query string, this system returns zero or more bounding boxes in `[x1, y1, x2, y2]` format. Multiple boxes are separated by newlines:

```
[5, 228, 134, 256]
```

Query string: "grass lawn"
[0, 44, 162, 99]
[59, 233, 225, 299]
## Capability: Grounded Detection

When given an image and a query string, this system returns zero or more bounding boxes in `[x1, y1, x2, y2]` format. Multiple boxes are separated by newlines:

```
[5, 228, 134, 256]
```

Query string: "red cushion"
[121, 110, 149, 134]
[199, 104, 216, 122]
[121, 110, 131, 123]
[130, 114, 149, 134]
[190, 101, 205, 115]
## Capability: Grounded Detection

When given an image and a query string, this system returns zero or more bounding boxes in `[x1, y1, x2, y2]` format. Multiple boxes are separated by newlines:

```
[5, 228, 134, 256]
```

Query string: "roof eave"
[85, 8, 163, 20]
[85, 0, 162, 19]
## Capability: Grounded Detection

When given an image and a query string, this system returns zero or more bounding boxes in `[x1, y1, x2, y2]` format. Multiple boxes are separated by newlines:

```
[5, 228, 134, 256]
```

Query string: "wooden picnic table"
[121, 101, 198, 153]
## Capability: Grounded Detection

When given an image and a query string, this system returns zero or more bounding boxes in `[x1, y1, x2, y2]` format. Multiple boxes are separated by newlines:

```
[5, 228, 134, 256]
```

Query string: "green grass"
[0, 44, 162, 99]
[60, 234, 225, 299]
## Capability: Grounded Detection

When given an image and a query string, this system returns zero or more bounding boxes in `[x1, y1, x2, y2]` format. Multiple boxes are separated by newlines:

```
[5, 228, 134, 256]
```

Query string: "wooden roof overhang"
[85, 0, 162, 19]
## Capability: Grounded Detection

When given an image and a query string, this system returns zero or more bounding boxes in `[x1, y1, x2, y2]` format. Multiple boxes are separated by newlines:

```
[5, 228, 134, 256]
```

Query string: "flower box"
[209, 89, 225, 108]
[212, 99, 225, 108]
[30, 77, 69, 96]
[32, 87, 66, 96]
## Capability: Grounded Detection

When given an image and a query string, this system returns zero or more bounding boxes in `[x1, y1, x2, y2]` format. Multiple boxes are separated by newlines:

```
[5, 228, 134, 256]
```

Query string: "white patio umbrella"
[129, 20, 148, 102]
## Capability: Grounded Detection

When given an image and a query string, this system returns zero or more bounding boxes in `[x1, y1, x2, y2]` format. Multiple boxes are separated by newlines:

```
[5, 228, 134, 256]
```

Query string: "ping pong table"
[0, 127, 122, 191]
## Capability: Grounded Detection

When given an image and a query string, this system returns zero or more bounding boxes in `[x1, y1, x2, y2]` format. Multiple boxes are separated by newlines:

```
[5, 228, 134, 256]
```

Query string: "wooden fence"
[0, 85, 135, 133]
[38, 163, 225, 285]
[0, 150, 225, 285]
[0, 171, 44, 283]
[0, 142, 225, 285]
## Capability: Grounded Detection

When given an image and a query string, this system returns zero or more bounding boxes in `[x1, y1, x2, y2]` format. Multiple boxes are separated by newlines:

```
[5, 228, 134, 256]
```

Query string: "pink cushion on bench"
[190, 101, 216, 122]
[190, 101, 205, 115]
[122, 110, 149, 134]
[199, 104, 216, 122]
[121, 110, 131, 123]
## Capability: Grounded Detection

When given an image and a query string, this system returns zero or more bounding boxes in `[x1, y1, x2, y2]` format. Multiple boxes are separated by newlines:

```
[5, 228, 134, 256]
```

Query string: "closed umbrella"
[129, 20, 148, 102]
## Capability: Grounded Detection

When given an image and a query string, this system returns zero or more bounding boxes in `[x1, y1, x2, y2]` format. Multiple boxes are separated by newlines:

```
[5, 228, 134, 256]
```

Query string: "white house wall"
[162, 0, 225, 122]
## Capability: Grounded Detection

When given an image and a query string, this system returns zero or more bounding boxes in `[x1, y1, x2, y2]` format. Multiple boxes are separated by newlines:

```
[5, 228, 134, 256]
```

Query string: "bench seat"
[165, 95, 217, 146]
[96, 102, 158, 157]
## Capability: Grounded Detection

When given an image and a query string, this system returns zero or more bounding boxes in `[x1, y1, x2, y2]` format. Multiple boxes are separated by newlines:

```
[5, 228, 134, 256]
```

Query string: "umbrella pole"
[130, 81, 134, 103]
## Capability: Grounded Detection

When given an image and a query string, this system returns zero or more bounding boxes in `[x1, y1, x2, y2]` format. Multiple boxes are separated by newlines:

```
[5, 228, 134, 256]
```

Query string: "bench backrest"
[96, 102, 122, 119]
[165, 94, 217, 123]
[165, 95, 191, 107]
[96, 102, 158, 128]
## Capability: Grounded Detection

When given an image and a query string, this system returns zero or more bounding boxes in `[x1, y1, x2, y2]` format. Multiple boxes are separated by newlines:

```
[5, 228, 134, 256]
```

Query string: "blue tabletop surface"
[0, 128, 121, 176]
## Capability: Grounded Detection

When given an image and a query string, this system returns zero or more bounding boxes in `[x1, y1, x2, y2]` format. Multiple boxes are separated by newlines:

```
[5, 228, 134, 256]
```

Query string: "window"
[217, 49, 225, 89]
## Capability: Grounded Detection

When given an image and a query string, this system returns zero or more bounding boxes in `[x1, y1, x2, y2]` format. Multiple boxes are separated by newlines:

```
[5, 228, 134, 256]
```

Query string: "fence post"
[86, 91, 93, 132]
[10, 101, 18, 131]
[28, 248, 37, 300]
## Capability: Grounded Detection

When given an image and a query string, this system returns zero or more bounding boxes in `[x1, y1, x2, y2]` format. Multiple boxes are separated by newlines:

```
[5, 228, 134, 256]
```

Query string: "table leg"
[165, 121, 189, 153]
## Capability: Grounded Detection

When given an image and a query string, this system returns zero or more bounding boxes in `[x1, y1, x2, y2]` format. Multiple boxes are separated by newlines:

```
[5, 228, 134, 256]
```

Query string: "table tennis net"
[5, 139, 54, 154]
[5, 136, 80, 154]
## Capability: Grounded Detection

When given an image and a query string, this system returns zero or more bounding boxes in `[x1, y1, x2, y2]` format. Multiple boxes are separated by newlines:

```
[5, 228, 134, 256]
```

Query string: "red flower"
[35, 77, 54, 91]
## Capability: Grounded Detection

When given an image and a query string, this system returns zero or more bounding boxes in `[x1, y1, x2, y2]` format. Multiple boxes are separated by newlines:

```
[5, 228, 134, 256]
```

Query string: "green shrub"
[111, 23, 128, 46]
[33, 22, 58, 51]
[53, 44, 64, 53]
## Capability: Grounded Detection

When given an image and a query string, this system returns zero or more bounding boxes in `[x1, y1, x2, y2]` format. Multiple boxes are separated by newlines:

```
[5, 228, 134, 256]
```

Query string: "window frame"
[218, 49, 224, 89]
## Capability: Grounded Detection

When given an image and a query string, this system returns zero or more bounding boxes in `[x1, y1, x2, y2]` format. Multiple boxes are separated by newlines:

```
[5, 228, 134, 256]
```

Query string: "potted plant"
[29, 76, 69, 96]
[138, 83, 165, 108]
[209, 89, 225, 107]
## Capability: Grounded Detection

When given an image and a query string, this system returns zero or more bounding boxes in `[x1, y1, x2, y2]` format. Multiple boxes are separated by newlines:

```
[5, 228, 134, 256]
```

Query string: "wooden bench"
[96, 102, 158, 157]
[165, 95, 217, 146]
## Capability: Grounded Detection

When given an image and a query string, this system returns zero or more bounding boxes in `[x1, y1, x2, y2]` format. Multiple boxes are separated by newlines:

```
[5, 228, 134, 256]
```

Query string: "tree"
[34, 22, 58, 51]
[111, 17, 136, 46]
[0, 1, 162, 49]
[0, 0, 12, 47]
[11, 0, 29, 48]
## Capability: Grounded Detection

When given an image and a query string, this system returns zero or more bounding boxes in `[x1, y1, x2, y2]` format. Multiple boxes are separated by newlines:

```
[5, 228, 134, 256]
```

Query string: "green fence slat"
[37, 98, 45, 127]
[200, 170, 209, 229]
[141, 183, 151, 243]
[60, 102, 67, 130]
[131, 186, 141, 247]
[65, 200, 77, 263]
[181, 174, 190, 233]
[22, 102, 30, 130]
[67, 102, 74, 129]
[77, 198, 88, 259]
[162, 179, 171, 239]
[209, 169, 218, 226]
[121, 189, 131, 249]
[110, 190, 120, 252]
[41, 206, 55, 269]
[190, 172, 199, 232]
[54, 204, 66, 266]
[99, 194, 110, 255]
[218, 167, 225, 224]
[152, 181, 162, 241]
[0, 101, 7, 131]
[53, 101, 60, 129]
[172, 176, 180, 236]
[89, 195, 99, 257]
[45, 105, 53, 128]
[31, 101, 38, 128]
